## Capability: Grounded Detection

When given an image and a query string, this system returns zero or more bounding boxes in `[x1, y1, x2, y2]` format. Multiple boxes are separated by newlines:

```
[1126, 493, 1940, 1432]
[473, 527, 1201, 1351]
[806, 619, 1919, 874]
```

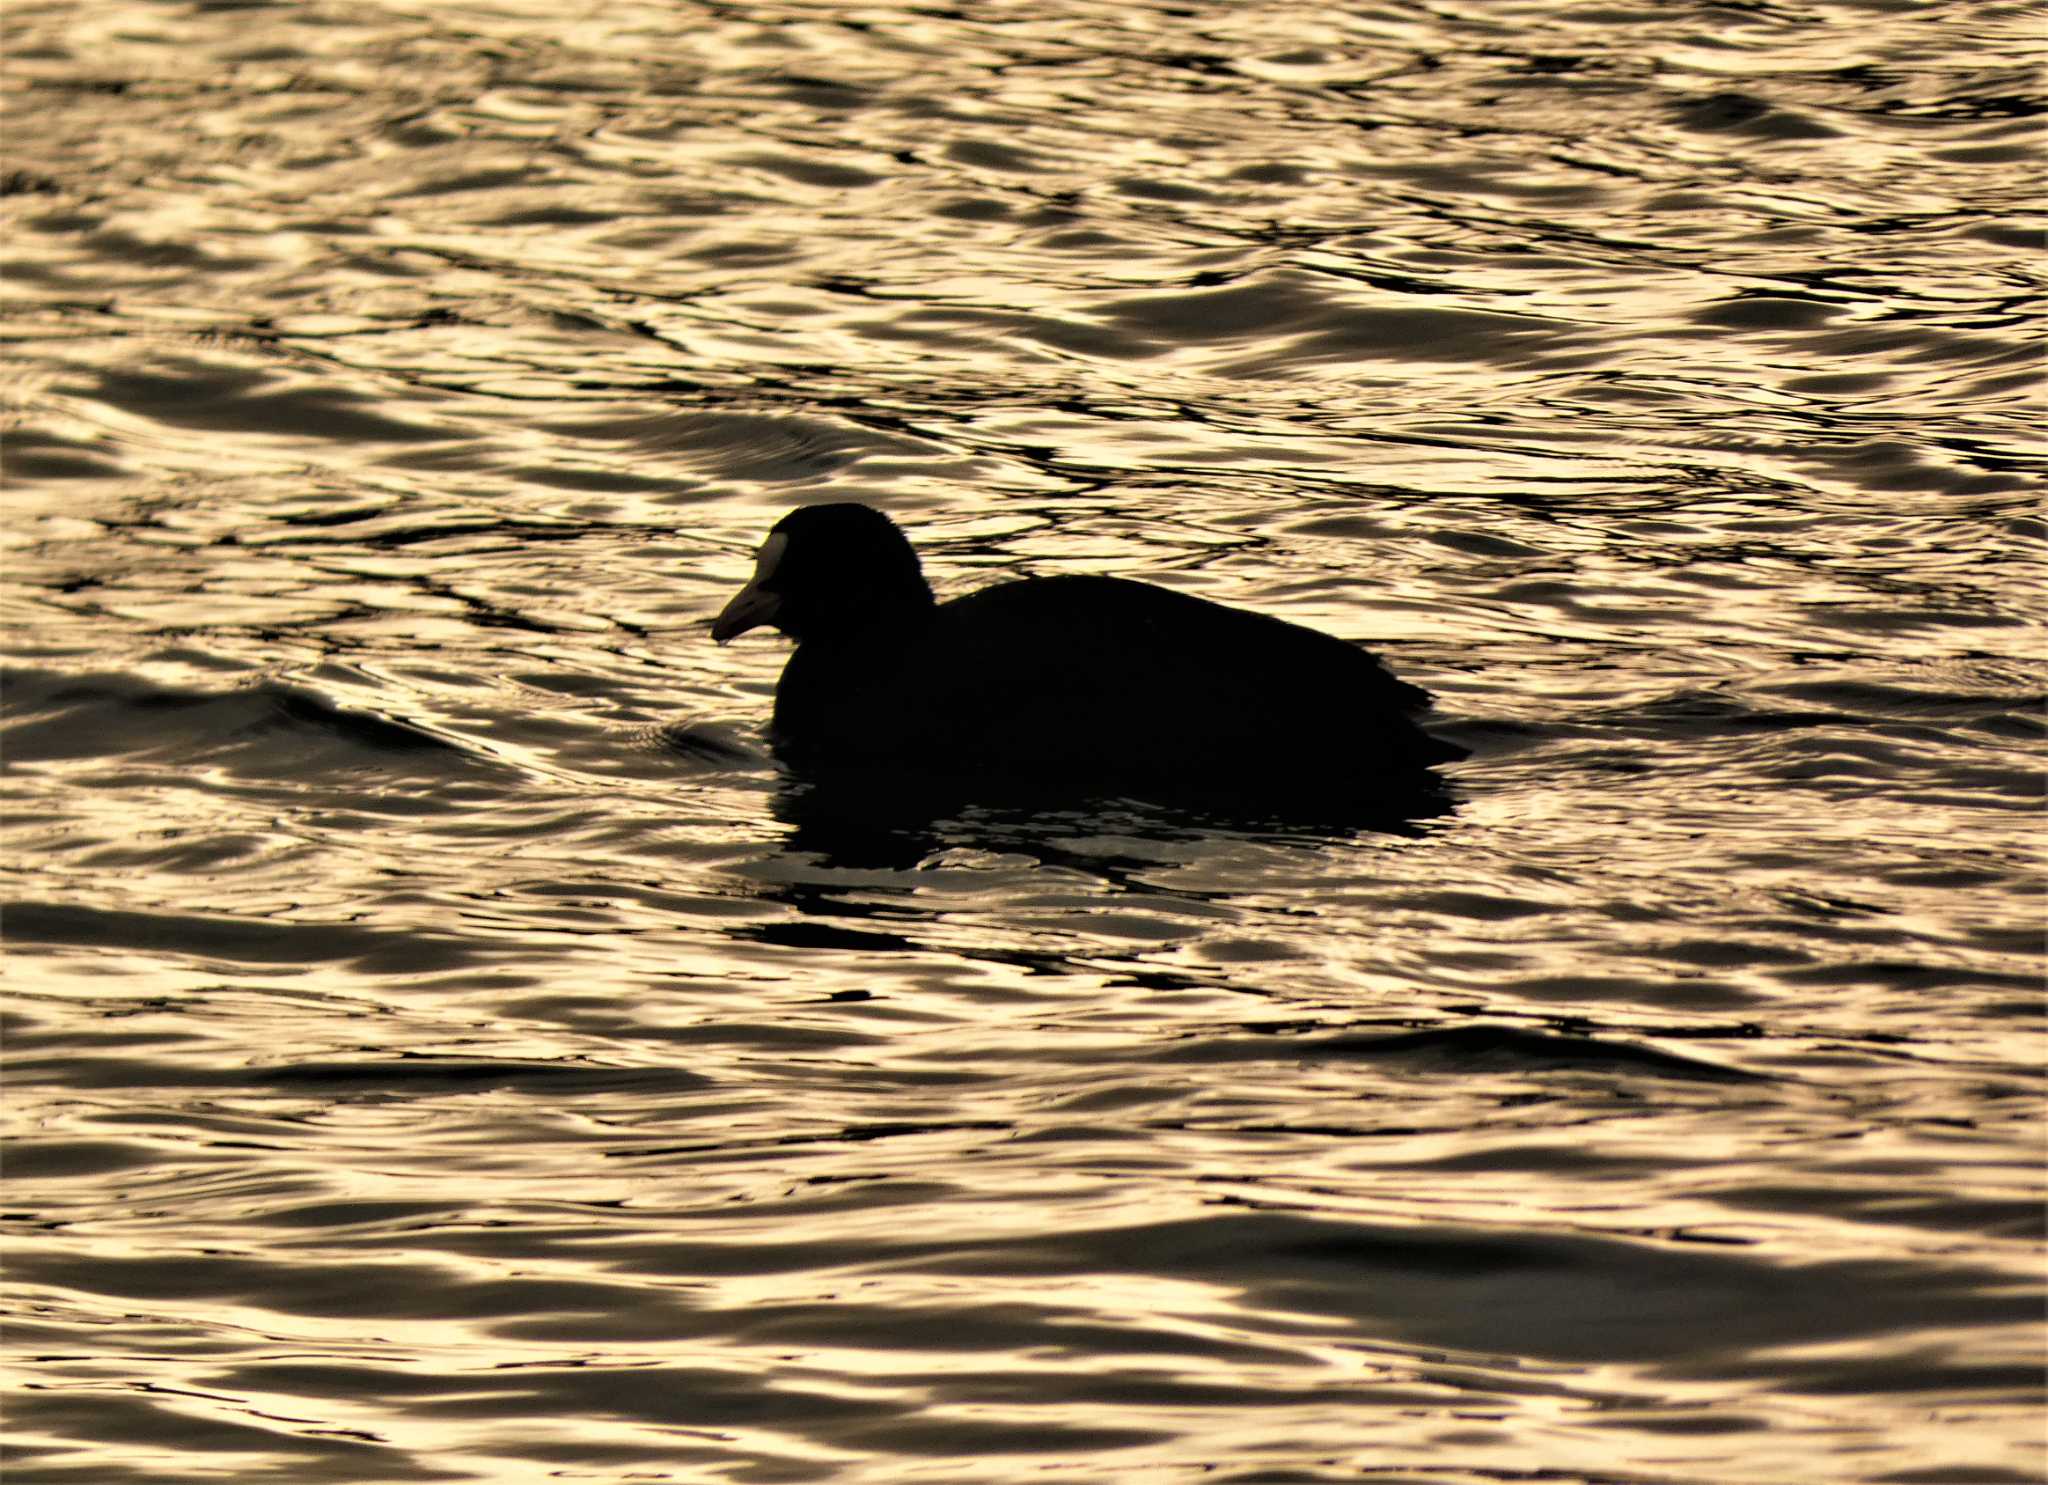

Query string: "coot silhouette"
[712, 503, 1461, 801]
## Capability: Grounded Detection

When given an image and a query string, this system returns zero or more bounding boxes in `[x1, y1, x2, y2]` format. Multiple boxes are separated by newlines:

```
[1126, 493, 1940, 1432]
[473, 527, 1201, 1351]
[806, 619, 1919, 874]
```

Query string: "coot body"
[712, 504, 1460, 797]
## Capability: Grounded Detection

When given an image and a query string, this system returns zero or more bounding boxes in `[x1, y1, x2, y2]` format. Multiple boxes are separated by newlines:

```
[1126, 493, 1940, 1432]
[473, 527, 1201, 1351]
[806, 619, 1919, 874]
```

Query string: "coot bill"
[711, 503, 1461, 794]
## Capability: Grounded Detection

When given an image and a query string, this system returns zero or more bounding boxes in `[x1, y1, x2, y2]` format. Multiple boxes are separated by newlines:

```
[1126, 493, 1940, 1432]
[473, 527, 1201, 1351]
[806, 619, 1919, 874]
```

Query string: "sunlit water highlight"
[3, 2, 2042, 1482]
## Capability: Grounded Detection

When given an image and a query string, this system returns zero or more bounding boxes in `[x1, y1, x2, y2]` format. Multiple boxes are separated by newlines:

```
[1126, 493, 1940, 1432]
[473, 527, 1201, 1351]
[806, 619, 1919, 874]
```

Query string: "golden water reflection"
[4, 0, 2043, 1480]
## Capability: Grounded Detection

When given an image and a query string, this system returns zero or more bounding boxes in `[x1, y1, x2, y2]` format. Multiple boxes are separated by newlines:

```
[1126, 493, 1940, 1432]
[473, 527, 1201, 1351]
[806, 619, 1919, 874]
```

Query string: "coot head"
[711, 503, 934, 645]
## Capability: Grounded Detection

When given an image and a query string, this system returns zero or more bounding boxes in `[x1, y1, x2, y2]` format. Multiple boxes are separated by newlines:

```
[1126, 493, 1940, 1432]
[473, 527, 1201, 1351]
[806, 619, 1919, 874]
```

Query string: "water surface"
[3, 2, 2043, 1482]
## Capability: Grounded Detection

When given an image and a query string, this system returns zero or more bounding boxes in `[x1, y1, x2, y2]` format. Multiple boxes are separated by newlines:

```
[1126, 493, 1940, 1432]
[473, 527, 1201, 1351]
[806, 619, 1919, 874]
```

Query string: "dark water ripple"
[4, 2, 2044, 1483]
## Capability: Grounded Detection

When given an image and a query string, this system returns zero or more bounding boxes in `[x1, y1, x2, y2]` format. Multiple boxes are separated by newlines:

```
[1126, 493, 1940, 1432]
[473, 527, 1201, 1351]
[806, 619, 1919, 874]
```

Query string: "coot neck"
[798, 587, 934, 650]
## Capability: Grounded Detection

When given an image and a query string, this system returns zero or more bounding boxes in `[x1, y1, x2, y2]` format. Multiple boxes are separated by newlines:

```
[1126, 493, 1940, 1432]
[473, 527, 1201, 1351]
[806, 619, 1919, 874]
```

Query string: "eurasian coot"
[711, 503, 1461, 796]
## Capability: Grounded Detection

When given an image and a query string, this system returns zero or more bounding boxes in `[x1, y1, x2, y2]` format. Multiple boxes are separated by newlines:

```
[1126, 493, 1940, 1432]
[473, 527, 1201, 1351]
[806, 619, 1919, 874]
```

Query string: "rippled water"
[4, 2, 2043, 1481]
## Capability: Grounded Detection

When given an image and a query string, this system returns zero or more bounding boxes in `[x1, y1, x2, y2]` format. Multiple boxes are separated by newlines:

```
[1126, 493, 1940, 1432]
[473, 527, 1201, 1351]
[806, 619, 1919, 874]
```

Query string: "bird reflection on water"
[765, 762, 1454, 873]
